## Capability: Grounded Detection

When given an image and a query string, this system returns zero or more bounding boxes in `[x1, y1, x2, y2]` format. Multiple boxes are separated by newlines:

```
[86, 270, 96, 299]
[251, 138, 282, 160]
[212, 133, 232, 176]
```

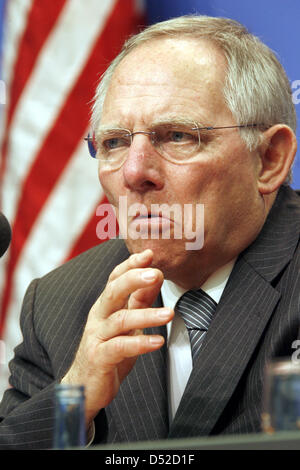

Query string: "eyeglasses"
[85, 122, 266, 170]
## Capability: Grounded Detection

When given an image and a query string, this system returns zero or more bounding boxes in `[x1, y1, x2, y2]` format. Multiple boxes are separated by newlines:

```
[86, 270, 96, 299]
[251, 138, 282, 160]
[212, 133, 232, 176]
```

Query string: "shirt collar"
[161, 258, 236, 310]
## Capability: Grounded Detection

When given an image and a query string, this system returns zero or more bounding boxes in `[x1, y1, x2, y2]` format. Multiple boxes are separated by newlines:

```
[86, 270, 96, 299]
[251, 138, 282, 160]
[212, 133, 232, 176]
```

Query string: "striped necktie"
[175, 289, 217, 363]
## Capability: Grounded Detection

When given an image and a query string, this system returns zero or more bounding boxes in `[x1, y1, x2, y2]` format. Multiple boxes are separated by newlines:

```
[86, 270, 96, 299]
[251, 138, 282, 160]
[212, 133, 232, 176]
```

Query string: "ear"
[257, 125, 297, 195]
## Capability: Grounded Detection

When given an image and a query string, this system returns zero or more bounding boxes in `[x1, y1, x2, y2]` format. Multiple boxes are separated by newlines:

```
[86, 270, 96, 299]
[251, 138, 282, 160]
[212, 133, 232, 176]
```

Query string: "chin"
[126, 237, 191, 275]
[125, 237, 169, 257]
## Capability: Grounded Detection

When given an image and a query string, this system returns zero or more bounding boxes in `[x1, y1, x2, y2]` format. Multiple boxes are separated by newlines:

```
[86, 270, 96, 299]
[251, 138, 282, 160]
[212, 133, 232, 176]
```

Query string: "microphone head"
[0, 213, 11, 257]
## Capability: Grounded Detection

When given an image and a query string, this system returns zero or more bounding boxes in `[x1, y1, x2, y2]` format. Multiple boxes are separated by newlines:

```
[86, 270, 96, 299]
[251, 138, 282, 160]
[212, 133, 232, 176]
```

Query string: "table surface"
[91, 430, 300, 450]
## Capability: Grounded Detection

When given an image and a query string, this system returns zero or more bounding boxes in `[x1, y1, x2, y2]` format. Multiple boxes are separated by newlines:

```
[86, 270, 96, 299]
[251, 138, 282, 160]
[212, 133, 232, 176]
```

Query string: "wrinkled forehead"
[101, 37, 230, 126]
[109, 37, 226, 93]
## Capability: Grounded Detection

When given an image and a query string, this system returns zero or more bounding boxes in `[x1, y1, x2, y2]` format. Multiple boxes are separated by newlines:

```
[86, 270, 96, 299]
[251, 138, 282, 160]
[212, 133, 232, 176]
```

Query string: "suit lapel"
[169, 257, 280, 437]
[98, 187, 300, 441]
[170, 187, 300, 438]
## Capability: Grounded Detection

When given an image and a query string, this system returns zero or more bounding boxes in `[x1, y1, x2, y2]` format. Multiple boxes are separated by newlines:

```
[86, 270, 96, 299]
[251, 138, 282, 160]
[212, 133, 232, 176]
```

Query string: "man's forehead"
[111, 37, 227, 86]
[100, 37, 229, 127]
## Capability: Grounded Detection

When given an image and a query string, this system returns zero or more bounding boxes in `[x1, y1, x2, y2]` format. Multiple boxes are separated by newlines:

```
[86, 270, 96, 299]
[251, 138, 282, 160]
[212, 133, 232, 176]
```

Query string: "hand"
[61, 249, 174, 427]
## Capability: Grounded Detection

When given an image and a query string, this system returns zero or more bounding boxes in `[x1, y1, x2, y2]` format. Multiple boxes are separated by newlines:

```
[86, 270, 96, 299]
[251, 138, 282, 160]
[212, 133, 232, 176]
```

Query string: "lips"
[132, 212, 173, 224]
[130, 205, 174, 222]
[135, 213, 170, 220]
[129, 208, 174, 237]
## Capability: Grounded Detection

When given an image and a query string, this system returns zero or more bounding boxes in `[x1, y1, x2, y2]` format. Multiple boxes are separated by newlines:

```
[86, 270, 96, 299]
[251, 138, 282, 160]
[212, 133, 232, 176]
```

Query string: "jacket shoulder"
[39, 238, 129, 287]
[26, 239, 129, 376]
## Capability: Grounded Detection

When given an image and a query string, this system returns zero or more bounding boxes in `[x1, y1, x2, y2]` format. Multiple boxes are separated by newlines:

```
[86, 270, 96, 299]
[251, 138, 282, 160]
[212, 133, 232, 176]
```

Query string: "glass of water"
[262, 358, 300, 433]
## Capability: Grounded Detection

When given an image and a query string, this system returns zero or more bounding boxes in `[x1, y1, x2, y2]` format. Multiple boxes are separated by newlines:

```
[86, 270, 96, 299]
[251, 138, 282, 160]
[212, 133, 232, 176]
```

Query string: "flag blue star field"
[0, 0, 299, 397]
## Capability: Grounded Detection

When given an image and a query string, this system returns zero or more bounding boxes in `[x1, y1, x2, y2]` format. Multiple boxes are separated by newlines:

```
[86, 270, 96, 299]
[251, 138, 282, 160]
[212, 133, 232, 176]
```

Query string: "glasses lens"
[156, 124, 200, 162]
[98, 130, 131, 168]
[86, 133, 97, 158]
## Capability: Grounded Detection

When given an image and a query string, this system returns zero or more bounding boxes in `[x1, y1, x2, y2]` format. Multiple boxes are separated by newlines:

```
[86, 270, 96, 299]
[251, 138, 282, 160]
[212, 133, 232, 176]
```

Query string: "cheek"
[98, 169, 120, 206]
[173, 151, 255, 222]
[168, 162, 221, 204]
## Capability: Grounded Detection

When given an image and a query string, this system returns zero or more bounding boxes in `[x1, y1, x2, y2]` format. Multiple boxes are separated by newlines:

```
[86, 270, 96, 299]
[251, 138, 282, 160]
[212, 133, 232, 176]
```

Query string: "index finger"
[94, 267, 163, 319]
[108, 249, 154, 282]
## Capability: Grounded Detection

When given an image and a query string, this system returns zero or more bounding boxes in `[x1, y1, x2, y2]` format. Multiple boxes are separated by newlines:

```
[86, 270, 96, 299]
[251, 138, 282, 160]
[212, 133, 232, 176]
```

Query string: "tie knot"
[176, 289, 217, 330]
[175, 289, 217, 363]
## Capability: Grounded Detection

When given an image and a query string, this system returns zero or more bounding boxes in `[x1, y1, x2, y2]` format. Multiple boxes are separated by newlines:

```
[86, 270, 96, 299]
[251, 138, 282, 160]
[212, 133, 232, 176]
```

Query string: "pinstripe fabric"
[0, 186, 299, 448]
[106, 322, 168, 443]
[0, 240, 130, 448]
[176, 289, 216, 362]
[169, 187, 300, 438]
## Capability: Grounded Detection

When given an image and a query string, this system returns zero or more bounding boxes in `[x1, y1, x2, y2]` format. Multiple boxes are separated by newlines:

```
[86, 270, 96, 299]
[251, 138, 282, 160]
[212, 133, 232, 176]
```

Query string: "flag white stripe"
[18, 141, 102, 279]
[0, 0, 33, 155]
[1, 0, 33, 91]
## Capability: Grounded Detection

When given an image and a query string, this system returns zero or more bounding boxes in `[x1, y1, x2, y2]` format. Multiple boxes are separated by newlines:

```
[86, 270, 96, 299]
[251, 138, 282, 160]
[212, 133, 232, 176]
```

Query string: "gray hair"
[92, 15, 297, 183]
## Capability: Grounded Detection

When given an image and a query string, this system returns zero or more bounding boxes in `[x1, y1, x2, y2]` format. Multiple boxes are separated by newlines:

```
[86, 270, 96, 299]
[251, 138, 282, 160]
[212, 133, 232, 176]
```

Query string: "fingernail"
[137, 250, 151, 262]
[149, 336, 164, 346]
[141, 270, 157, 281]
[157, 309, 171, 320]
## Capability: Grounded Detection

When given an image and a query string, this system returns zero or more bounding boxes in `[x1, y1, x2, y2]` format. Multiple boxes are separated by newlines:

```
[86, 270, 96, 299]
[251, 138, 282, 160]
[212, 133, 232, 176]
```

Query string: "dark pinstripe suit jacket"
[0, 185, 299, 449]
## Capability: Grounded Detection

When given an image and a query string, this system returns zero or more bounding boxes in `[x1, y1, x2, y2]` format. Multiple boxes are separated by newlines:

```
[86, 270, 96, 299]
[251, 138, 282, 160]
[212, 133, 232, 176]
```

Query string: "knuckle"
[108, 269, 117, 282]
[113, 336, 125, 356]
[104, 281, 116, 302]
[128, 253, 138, 268]
[113, 309, 128, 331]
[136, 335, 144, 350]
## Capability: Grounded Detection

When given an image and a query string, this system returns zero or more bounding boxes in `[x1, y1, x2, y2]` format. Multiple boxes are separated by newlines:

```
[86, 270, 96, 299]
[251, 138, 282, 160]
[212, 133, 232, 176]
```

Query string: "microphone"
[0, 213, 11, 257]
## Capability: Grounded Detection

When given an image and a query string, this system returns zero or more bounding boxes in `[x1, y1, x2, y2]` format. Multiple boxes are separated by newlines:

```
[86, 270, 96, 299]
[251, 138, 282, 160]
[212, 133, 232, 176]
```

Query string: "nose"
[122, 134, 164, 192]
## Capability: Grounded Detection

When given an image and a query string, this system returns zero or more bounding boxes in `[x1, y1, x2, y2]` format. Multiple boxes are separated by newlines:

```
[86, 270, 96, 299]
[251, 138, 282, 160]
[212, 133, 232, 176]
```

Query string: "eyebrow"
[95, 125, 129, 141]
[149, 112, 212, 128]
[96, 115, 211, 135]
[151, 116, 199, 127]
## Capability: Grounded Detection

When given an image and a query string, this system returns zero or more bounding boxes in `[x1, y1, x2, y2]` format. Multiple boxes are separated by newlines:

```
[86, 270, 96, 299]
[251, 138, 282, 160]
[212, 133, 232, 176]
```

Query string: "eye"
[101, 133, 130, 151]
[104, 137, 122, 150]
[170, 131, 186, 142]
[166, 129, 197, 144]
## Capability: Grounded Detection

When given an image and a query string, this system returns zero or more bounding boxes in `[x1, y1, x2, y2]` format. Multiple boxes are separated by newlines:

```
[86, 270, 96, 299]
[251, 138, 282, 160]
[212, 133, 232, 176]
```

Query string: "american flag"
[0, 0, 145, 397]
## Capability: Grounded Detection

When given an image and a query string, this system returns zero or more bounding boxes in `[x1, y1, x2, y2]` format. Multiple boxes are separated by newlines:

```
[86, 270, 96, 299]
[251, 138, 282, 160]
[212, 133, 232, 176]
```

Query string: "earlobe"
[257, 125, 297, 195]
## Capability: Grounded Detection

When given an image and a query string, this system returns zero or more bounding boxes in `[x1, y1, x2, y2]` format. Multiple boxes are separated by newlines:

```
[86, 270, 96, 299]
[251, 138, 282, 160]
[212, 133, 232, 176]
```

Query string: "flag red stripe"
[0, 0, 67, 190]
[0, 0, 144, 336]
[5, 0, 67, 129]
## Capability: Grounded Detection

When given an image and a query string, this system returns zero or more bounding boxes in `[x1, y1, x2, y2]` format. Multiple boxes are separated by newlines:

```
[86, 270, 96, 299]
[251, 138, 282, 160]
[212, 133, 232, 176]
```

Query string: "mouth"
[135, 213, 170, 219]
[116, 199, 180, 240]
[132, 211, 174, 224]
[128, 210, 175, 237]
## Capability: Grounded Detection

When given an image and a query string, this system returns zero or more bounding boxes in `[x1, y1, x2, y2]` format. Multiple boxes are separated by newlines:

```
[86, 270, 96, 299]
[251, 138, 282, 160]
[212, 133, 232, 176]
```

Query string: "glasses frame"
[84, 123, 267, 162]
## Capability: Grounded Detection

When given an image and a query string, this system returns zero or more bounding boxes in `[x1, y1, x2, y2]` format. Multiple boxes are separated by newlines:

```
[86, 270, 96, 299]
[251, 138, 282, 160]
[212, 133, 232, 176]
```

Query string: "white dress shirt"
[160, 259, 236, 423]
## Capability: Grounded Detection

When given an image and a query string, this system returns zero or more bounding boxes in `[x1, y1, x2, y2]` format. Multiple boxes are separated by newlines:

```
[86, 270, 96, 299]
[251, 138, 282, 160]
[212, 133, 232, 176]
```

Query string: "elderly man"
[0, 15, 299, 449]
